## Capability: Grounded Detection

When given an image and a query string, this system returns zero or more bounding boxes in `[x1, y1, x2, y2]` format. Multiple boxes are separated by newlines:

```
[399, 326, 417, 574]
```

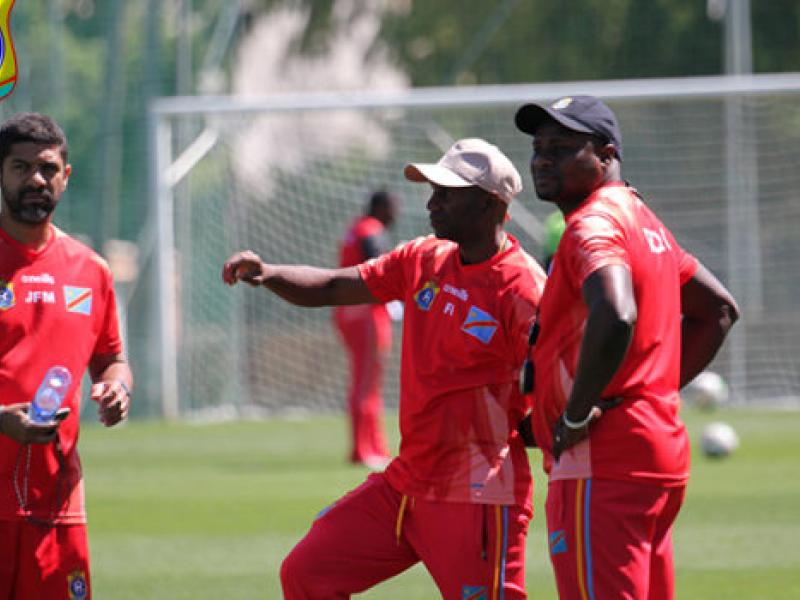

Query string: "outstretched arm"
[222, 250, 379, 307]
[679, 263, 739, 388]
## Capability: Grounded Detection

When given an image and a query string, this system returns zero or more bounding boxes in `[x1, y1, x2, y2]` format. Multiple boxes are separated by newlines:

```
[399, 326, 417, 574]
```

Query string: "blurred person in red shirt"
[334, 189, 399, 469]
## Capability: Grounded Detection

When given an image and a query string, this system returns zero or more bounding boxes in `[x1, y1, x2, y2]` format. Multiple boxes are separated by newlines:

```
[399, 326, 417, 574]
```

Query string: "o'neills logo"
[21, 273, 55, 284]
[443, 283, 468, 302]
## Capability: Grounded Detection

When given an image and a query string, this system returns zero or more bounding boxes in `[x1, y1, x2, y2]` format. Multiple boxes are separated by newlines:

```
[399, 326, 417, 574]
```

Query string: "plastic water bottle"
[29, 366, 72, 423]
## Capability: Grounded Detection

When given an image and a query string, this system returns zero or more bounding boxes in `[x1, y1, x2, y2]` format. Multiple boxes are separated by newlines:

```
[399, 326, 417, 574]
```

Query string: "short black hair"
[590, 133, 618, 157]
[367, 188, 395, 213]
[0, 112, 68, 168]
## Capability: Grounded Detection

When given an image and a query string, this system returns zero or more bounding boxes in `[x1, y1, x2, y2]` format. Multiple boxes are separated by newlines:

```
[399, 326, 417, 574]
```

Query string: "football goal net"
[148, 73, 800, 418]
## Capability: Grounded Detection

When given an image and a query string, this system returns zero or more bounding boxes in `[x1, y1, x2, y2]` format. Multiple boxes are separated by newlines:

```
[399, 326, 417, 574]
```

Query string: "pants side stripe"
[584, 479, 595, 600]
[574, 479, 589, 600]
[498, 505, 508, 600]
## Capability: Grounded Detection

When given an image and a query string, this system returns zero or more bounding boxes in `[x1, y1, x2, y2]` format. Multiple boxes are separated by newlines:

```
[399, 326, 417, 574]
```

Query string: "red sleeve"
[353, 217, 384, 240]
[563, 213, 629, 286]
[93, 267, 123, 356]
[357, 239, 416, 303]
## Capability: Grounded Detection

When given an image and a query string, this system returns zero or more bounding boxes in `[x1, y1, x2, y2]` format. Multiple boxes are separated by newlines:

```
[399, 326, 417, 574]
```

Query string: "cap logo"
[551, 97, 573, 111]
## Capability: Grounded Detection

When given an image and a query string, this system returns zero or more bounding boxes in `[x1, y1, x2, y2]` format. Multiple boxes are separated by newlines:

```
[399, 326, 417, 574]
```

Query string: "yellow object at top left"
[0, 0, 17, 101]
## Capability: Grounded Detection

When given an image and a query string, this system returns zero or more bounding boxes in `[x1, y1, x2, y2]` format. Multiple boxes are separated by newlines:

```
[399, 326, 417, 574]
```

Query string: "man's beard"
[1, 186, 56, 224]
[533, 172, 562, 202]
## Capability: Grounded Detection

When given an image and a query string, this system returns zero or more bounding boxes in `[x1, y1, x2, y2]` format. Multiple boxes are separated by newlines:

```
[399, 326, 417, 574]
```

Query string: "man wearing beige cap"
[223, 138, 546, 599]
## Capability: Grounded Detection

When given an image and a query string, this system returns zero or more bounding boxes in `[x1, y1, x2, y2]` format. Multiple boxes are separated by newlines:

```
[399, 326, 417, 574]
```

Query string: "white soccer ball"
[701, 421, 740, 458]
[684, 371, 729, 411]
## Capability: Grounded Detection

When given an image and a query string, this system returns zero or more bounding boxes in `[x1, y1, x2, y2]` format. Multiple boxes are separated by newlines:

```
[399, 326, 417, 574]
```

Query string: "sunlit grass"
[81, 408, 800, 599]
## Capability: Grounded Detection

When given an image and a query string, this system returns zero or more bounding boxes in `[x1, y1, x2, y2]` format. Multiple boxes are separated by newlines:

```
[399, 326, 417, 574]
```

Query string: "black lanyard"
[519, 310, 540, 395]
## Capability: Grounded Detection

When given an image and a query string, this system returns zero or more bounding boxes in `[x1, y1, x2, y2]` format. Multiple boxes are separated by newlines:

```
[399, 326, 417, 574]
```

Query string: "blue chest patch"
[461, 305, 498, 344]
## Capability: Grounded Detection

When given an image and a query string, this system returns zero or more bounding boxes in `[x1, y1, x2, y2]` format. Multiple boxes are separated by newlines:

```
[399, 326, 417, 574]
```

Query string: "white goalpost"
[148, 73, 800, 418]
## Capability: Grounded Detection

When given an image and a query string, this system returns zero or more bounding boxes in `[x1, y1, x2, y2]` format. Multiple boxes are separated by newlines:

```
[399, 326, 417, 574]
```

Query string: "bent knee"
[281, 543, 329, 598]
[280, 546, 308, 586]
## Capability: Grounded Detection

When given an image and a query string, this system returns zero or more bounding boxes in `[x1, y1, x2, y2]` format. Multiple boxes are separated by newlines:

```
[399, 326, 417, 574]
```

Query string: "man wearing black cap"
[515, 96, 739, 599]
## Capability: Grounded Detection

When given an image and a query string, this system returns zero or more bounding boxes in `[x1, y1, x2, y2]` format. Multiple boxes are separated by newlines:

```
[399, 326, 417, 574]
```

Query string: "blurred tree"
[380, 0, 724, 85]
[751, 0, 800, 73]
[255, 0, 797, 87]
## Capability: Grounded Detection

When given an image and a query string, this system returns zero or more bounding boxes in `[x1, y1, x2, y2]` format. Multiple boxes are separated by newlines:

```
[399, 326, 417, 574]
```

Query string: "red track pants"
[0, 519, 91, 600]
[281, 472, 531, 599]
[546, 478, 686, 600]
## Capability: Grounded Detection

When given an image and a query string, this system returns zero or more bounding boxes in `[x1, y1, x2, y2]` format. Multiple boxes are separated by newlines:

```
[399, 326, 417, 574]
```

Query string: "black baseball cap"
[515, 95, 623, 160]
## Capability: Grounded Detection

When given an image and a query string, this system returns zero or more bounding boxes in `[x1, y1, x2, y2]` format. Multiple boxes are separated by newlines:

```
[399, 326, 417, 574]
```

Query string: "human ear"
[600, 143, 616, 164]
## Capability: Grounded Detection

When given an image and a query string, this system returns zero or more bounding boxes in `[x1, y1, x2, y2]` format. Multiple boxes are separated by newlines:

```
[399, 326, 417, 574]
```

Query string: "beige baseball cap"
[404, 138, 522, 204]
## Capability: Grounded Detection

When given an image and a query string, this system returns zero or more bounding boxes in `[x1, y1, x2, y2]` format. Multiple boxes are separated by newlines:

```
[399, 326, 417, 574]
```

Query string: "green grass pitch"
[81, 407, 800, 599]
